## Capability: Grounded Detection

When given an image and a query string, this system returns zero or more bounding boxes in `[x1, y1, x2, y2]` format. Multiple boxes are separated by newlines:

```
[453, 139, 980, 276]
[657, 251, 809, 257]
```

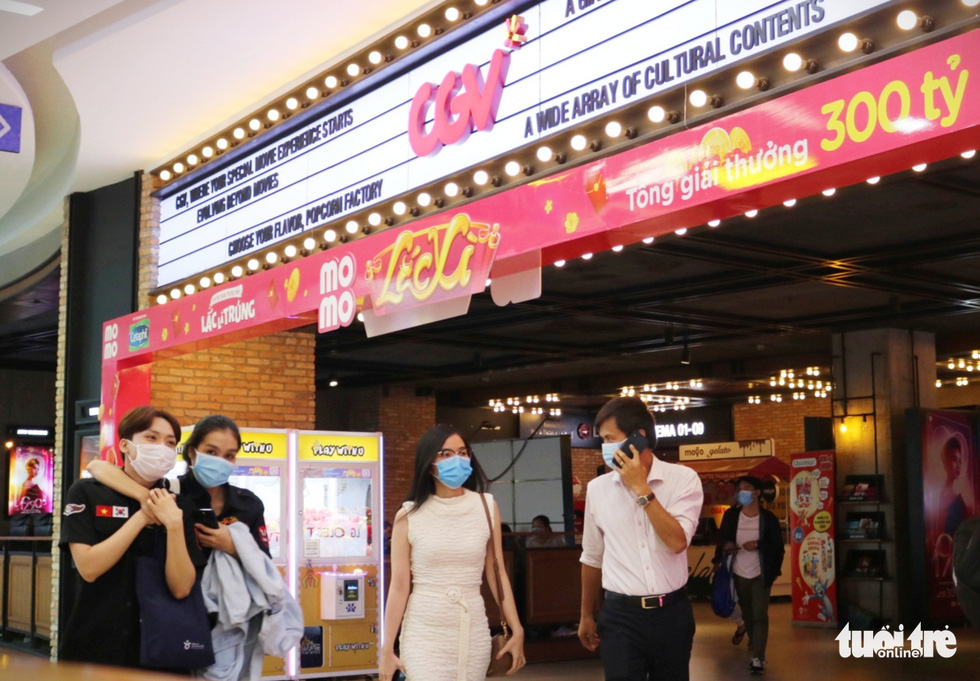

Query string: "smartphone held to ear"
[617, 431, 650, 463]
[195, 508, 219, 529]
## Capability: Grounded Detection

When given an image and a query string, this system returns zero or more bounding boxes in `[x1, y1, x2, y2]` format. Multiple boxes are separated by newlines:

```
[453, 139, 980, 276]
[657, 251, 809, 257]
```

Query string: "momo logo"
[128, 319, 150, 351]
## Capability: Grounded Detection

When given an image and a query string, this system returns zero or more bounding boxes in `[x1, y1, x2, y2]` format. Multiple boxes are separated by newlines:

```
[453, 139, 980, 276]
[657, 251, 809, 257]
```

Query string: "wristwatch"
[636, 491, 656, 508]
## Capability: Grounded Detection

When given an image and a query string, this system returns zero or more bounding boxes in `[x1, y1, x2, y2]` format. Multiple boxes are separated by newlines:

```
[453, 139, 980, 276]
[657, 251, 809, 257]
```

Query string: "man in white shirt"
[578, 397, 703, 681]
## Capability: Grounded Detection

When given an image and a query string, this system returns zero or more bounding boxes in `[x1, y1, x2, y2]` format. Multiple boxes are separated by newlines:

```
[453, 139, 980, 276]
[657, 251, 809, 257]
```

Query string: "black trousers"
[597, 595, 696, 681]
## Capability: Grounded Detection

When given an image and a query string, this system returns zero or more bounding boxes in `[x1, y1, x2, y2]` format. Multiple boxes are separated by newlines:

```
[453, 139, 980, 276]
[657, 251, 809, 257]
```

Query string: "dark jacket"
[714, 505, 785, 587]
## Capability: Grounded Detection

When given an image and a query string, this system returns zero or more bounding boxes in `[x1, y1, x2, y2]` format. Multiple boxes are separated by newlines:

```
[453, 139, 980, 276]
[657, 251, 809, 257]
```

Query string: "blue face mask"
[601, 442, 621, 469]
[192, 450, 236, 488]
[737, 490, 755, 507]
[435, 456, 473, 489]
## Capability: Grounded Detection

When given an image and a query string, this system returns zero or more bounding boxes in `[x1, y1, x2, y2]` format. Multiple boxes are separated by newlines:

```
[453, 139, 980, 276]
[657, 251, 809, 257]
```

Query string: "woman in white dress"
[380, 425, 526, 681]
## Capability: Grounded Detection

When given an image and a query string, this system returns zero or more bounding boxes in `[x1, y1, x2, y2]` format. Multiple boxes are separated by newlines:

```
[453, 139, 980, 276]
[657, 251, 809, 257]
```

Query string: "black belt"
[605, 588, 687, 610]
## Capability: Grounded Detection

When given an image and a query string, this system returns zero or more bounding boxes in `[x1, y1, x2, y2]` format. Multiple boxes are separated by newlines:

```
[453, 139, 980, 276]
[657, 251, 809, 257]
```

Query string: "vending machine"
[294, 430, 383, 679]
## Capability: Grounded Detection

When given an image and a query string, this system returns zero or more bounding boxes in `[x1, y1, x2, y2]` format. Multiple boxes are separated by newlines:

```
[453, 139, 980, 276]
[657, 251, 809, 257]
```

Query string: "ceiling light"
[473, 170, 489, 185]
[284, 245, 297, 258]
[183, 283, 195, 294]
[303, 237, 316, 251]
[612, 245, 624, 252]
[675, 228, 687, 236]
[306, 86, 319, 100]
[265, 252, 278, 264]
[745, 209, 758, 218]
[199, 276, 211, 288]
[504, 161, 521, 176]
[963, 0, 980, 7]
[170, 288, 181, 299]
[267, 109, 280, 122]
[605, 121, 623, 138]
[417, 23, 432, 38]
[285, 97, 299, 110]
[866, 176, 881, 184]
[838, 32, 859, 52]
[345, 220, 359, 234]
[897, 10, 918, 30]
[325, 75, 339, 88]
[570, 134, 588, 151]
[231, 265, 243, 278]
[783, 52, 804, 72]
[173, 162, 185, 174]
[159, 170, 172, 181]
[642, 237, 655, 244]
[912, 163, 927, 172]
[156, 294, 168, 305]
[368, 212, 382, 226]
[368, 51, 383, 65]
[783, 199, 797, 207]
[648, 105, 666, 122]
[395, 35, 410, 49]
[708, 219, 720, 227]
[324, 229, 337, 242]
[536, 146, 553, 162]
[689, 89, 708, 107]
[187, 153, 198, 166]
[736, 71, 757, 89]
[202, 146, 214, 158]
[417, 192, 432, 207]
[581, 252, 593, 260]
[822, 188, 836, 196]
[234, 127, 246, 140]
[445, 7, 461, 21]
[445, 182, 460, 197]
[247, 259, 260, 271]
[963, 150, 977, 159]
[554, 260, 566, 267]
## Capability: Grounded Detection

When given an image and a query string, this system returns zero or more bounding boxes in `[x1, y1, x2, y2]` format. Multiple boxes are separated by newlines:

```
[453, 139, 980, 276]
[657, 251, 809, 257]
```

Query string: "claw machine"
[294, 429, 383, 679]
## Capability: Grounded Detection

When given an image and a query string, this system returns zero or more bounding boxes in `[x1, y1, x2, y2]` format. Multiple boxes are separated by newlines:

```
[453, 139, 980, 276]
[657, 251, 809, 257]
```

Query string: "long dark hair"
[405, 424, 488, 512]
[182, 414, 242, 463]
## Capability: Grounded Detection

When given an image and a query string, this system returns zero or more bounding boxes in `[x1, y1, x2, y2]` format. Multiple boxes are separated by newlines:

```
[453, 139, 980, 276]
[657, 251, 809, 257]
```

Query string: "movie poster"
[790, 450, 837, 624]
[8, 446, 54, 515]
[922, 411, 980, 620]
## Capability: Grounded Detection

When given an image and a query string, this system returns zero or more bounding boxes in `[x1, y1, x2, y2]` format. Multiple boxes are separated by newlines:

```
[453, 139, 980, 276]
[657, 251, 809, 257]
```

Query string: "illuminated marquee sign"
[156, 0, 892, 287]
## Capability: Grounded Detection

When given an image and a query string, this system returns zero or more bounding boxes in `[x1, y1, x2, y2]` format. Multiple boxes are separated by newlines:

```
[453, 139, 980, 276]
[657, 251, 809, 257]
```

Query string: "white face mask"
[124, 440, 177, 481]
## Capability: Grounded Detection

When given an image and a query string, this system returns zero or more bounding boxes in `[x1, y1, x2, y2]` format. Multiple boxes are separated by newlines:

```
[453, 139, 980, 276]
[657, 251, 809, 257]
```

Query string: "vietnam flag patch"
[96, 505, 112, 517]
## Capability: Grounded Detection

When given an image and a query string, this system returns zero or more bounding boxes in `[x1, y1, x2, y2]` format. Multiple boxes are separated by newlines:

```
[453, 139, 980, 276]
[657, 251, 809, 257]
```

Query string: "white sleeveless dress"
[400, 490, 494, 681]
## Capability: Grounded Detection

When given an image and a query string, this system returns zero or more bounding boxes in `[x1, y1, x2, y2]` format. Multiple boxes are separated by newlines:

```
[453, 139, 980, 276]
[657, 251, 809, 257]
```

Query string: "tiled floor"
[519, 602, 980, 681]
[2, 602, 977, 680]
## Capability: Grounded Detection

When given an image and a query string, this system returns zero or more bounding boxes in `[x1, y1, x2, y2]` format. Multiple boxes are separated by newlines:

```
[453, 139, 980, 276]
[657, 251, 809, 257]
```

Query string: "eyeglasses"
[435, 447, 473, 459]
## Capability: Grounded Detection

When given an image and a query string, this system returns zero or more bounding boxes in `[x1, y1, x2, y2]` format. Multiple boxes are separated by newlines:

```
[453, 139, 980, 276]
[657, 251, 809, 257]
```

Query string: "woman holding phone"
[88, 414, 270, 558]
[380, 424, 525, 681]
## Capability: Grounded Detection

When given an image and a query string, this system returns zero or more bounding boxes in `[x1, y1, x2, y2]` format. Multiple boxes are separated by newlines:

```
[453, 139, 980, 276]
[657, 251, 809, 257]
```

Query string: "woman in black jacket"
[714, 476, 784, 675]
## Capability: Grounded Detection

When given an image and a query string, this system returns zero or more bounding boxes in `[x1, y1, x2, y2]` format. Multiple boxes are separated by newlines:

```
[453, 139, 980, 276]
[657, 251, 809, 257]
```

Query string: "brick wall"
[137, 172, 161, 304]
[733, 398, 831, 462]
[151, 331, 315, 428]
[571, 446, 605, 501]
[378, 386, 435, 523]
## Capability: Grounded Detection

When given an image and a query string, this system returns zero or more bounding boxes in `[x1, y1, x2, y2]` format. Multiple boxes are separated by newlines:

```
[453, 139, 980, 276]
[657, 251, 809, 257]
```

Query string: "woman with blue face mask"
[380, 425, 526, 681]
[713, 476, 785, 675]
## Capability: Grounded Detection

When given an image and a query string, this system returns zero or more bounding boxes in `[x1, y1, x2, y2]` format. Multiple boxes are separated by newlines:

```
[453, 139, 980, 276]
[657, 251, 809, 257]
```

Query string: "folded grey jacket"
[198, 522, 303, 681]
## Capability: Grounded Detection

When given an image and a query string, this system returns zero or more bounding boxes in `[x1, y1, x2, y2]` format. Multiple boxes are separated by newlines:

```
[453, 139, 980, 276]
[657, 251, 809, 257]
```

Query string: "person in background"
[380, 424, 525, 681]
[89, 414, 270, 558]
[525, 515, 566, 548]
[578, 397, 703, 681]
[715, 476, 784, 675]
[384, 520, 394, 556]
[60, 406, 204, 668]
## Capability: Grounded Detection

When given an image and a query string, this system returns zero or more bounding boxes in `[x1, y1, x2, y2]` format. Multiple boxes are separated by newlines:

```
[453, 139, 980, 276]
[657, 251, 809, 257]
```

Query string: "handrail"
[0, 536, 52, 541]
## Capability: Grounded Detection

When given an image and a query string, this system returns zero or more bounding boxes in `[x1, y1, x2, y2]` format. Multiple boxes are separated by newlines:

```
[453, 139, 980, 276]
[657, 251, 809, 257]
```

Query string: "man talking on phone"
[578, 396, 703, 681]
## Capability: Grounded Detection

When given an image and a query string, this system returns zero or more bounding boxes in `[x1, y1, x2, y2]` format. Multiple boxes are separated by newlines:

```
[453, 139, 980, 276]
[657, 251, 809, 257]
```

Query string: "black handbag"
[135, 530, 215, 670]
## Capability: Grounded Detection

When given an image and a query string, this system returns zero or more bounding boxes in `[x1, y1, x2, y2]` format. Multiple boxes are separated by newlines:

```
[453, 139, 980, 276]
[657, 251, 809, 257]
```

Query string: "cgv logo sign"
[408, 47, 512, 157]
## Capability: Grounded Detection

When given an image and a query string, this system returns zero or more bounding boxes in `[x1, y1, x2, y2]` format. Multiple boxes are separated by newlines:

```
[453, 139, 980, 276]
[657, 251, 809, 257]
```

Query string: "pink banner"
[100, 31, 980, 443]
[790, 450, 837, 624]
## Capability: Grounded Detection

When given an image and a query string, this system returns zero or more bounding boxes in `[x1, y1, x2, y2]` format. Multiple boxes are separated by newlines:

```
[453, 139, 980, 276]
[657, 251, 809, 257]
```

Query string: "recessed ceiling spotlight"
[745, 209, 758, 218]
[708, 220, 720, 227]
[783, 199, 797, 207]
[642, 237, 655, 244]
[612, 245, 624, 252]
[822, 188, 836, 197]
[962, 149, 977, 159]
[912, 163, 927, 172]
[675, 228, 687, 236]
[581, 252, 593, 260]
[554, 259, 566, 267]
[866, 176, 881, 184]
